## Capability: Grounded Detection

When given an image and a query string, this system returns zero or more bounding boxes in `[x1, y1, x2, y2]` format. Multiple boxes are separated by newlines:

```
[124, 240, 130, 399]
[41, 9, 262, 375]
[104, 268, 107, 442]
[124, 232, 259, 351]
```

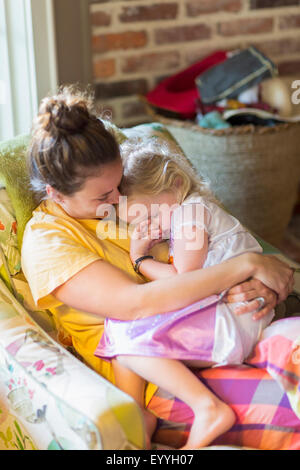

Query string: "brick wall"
[90, 0, 300, 127]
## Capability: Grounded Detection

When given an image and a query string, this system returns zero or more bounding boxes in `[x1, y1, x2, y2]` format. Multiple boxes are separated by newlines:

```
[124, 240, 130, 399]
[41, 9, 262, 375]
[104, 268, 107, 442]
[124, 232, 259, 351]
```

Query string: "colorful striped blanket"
[148, 317, 300, 450]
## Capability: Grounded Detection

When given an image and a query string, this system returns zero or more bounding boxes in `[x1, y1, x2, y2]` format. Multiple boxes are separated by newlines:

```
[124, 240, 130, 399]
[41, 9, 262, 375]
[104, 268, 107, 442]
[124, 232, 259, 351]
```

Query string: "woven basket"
[143, 101, 300, 247]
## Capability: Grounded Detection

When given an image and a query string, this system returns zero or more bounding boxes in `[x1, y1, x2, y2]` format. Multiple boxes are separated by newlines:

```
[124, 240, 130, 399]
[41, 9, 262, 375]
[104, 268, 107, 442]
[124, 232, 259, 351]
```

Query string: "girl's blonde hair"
[119, 137, 217, 204]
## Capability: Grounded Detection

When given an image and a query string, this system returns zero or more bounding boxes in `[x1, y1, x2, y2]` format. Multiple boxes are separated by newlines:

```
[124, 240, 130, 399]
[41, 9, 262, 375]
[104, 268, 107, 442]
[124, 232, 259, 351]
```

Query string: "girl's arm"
[131, 226, 209, 280]
[132, 258, 178, 280]
[52, 252, 294, 321]
[129, 217, 177, 280]
[130, 204, 209, 280]
[171, 225, 208, 274]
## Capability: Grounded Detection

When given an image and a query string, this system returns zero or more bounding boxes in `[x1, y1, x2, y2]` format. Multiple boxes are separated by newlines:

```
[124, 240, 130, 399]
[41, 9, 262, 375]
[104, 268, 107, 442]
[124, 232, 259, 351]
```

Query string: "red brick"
[218, 17, 274, 36]
[119, 3, 178, 22]
[95, 79, 148, 99]
[279, 14, 300, 29]
[93, 58, 116, 79]
[186, 0, 242, 16]
[155, 24, 211, 45]
[185, 45, 239, 66]
[253, 37, 300, 57]
[92, 31, 147, 53]
[121, 51, 180, 74]
[278, 60, 300, 75]
[91, 11, 111, 27]
[250, 0, 299, 8]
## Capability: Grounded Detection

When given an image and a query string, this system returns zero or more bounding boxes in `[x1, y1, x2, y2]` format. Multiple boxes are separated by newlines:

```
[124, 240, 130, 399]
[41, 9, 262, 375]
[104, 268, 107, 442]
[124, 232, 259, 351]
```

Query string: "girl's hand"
[130, 217, 162, 263]
[249, 254, 295, 304]
[224, 279, 278, 320]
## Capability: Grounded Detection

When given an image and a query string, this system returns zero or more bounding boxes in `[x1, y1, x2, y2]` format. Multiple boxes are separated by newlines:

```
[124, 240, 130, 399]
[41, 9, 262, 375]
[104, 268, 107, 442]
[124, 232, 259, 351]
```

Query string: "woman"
[21, 87, 294, 440]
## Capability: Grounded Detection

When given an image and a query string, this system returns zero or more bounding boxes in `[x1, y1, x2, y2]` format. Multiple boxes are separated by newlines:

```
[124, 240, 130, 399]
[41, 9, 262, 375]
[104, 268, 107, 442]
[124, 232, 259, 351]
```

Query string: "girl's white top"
[170, 193, 262, 267]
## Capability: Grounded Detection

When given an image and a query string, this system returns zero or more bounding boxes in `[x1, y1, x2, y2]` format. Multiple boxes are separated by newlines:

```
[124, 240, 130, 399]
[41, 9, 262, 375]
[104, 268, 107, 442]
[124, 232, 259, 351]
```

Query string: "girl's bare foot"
[180, 400, 236, 449]
[142, 409, 157, 449]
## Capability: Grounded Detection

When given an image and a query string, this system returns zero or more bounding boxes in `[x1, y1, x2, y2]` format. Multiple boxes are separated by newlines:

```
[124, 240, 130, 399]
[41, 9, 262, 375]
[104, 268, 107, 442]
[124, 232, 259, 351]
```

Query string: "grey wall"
[53, 0, 92, 87]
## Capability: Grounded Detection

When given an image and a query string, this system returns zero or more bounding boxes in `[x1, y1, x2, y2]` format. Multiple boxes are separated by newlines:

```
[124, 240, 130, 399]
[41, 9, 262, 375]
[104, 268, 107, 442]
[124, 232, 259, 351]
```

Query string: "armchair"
[0, 122, 300, 450]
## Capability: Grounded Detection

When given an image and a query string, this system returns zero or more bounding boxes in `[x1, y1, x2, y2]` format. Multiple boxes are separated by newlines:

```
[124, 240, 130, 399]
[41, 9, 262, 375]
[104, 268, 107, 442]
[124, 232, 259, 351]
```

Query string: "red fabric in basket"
[146, 51, 228, 119]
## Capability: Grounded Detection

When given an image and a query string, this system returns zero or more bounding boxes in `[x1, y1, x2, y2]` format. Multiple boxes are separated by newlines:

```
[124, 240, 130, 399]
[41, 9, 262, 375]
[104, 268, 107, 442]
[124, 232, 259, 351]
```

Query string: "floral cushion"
[0, 277, 144, 450]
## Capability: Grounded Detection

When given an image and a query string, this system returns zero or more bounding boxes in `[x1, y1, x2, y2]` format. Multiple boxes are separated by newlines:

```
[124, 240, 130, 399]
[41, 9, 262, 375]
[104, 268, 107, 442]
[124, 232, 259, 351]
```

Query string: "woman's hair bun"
[35, 85, 94, 136]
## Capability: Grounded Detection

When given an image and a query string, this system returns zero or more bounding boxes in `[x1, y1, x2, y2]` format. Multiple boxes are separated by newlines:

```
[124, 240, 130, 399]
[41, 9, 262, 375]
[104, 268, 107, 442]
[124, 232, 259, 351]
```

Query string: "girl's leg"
[117, 355, 236, 449]
[112, 358, 146, 406]
[112, 359, 157, 448]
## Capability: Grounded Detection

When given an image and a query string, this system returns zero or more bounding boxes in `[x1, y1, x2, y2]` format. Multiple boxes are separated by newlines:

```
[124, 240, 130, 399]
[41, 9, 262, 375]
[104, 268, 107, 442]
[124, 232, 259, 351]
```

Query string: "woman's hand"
[129, 217, 162, 263]
[224, 279, 278, 320]
[248, 253, 295, 304]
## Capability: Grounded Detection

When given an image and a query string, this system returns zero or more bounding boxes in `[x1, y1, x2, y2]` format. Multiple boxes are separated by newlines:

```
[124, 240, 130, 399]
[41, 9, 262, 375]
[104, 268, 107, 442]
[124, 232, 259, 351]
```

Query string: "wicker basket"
[143, 101, 300, 247]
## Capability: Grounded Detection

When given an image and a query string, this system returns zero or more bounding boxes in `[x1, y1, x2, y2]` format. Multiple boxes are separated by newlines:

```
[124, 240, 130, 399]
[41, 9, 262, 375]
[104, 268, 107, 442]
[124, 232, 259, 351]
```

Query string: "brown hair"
[27, 85, 120, 198]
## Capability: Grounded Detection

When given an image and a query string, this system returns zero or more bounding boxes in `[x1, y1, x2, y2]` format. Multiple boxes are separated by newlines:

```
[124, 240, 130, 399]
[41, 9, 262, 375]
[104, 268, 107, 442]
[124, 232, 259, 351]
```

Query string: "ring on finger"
[256, 296, 266, 310]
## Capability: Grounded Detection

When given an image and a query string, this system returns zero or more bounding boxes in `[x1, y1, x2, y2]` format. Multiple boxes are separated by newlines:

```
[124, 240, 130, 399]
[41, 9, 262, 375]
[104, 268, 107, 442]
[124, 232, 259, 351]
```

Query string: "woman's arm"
[52, 253, 294, 321]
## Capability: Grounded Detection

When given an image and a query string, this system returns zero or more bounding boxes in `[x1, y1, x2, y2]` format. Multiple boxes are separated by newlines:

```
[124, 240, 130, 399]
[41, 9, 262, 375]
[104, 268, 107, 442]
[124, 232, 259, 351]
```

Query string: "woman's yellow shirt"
[21, 200, 169, 403]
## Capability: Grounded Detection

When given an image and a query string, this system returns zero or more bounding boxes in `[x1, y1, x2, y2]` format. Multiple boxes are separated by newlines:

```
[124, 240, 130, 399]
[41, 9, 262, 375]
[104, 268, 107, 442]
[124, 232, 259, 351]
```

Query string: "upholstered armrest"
[0, 278, 144, 451]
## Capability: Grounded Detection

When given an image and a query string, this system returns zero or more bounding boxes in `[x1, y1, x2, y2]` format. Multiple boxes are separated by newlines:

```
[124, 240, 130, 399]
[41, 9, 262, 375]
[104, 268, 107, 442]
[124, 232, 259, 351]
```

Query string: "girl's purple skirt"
[95, 294, 273, 365]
